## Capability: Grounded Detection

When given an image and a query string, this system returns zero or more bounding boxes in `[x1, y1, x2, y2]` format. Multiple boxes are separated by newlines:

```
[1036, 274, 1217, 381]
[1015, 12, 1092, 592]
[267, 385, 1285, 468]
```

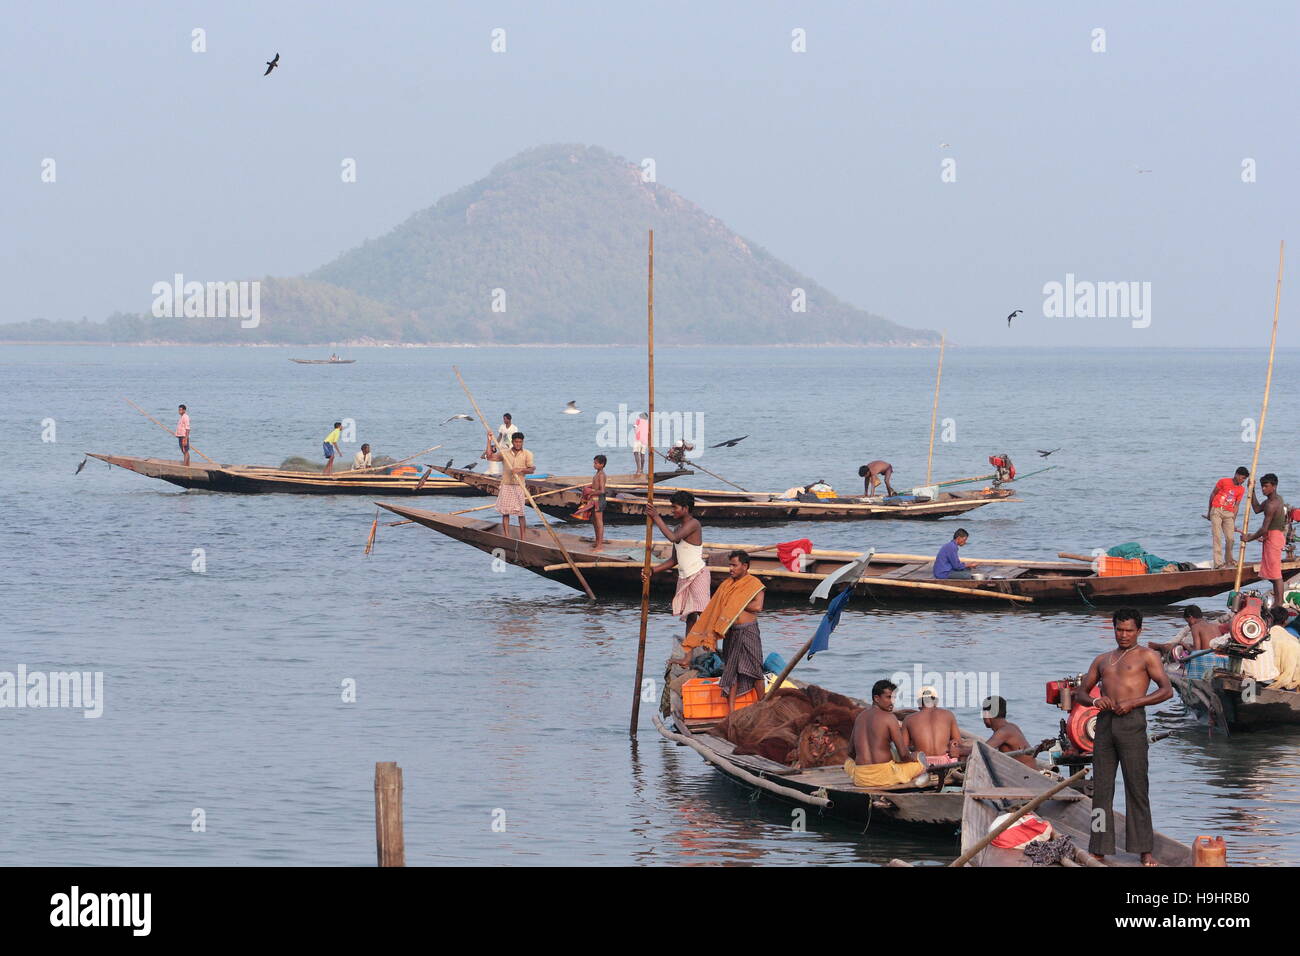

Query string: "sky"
[3, 0, 1296, 346]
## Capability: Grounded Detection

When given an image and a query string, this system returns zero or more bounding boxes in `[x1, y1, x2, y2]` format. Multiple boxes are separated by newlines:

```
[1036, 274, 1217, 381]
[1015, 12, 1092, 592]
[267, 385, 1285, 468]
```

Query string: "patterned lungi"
[672, 567, 711, 620]
[720, 620, 764, 698]
[496, 483, 526, 517]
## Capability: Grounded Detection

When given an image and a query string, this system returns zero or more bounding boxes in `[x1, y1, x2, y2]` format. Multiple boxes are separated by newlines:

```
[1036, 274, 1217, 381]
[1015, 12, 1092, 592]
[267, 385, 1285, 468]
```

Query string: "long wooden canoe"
[434, 464, 693, 496]
[1168, 660, 1300, 731]
[658, 676, 974, 828]
[375, 504, 1298, 606]
[436, 465, 1017, 522]
[960, 742, 1191, 866]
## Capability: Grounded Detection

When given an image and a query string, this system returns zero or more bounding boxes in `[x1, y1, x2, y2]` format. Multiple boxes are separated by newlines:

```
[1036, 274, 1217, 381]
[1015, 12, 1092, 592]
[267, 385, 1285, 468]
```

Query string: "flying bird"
[939, 142, 952, 149]
[1136, 167, 1152, 174]
[1007, 309, 1023, 326]
[711, 436, 748, 449]
[440, 414, 474, 425]
[563, 401, 581, 415]
[75, 457, 88, 475]
[264, 53, 280, 76]
[1037, 448, 1062, 457]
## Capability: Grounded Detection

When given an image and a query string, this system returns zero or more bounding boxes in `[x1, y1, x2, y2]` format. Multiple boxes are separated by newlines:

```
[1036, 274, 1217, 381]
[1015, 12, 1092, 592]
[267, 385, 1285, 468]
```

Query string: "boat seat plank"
[881, 563, 928, 579]
[966, 789, 1085, 801]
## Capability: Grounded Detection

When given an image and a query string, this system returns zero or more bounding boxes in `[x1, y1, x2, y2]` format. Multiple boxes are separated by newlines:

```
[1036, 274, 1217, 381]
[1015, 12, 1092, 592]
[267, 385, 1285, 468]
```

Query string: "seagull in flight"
[1136, 167, 1152, 174]
[75, 457, 88, 475]
[1037, 448, 1062, 457]
[440, 414, 474, 425]
[264, 53, 280, 76]
[1007, 309, 1023, 326]
[710, 436, 748, 448]
[563, 401, 581, 415]
[939, 142, 952, 149]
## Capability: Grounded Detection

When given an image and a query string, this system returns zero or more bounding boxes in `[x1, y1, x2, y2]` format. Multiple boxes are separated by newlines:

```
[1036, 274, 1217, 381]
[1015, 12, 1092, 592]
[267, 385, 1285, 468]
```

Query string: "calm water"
[3, 344, 1299, 865]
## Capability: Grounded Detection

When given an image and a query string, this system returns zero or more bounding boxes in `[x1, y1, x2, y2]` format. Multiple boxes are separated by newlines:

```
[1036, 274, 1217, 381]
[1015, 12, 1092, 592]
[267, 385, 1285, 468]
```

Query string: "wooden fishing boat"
[656, 677, 975, 828]
[1168, 662, 1300, 731]
[436, 465, 1017, 523]
[375, 505, 1299, 606]
[290, 357, 355, 364]
[960, 742, 1191, 866]
[435, 464, 693, 495]
[88, 453, 481, 496]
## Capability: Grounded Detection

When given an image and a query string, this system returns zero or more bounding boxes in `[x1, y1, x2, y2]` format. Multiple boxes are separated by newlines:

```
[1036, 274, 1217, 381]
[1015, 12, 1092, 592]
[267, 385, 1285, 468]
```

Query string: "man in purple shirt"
[934, 528, 972, 579]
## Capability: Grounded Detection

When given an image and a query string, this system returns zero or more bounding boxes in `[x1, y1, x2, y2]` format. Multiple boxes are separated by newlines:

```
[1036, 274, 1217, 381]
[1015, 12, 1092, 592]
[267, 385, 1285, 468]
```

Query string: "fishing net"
[718, 686, 863, 766]
[1023, 835, 1078, 866]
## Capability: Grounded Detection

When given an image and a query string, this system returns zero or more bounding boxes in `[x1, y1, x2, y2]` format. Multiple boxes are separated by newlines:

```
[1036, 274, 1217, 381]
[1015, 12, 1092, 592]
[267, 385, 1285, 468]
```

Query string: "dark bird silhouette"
[1037, 448, 1061, 457]
[1007, 309, 1023, 326]
[444, 459, 454, 471]
[75, 457, 87, 475]
[264, 53, 280, 76]
[462, 461, 477, 471]
[710, 436, 748, 448]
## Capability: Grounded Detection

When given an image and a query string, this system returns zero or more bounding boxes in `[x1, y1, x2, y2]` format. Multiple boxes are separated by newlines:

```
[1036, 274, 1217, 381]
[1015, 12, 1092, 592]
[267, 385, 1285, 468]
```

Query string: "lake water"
[3, 344, 1298, 865]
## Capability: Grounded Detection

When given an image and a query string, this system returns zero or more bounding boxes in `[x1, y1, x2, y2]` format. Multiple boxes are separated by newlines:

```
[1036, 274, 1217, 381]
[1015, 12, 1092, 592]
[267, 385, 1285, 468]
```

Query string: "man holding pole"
[487, 432, 534, 540]
[1204, 467, 1249, 567]
[643, 491, 708, 640]
[1076, 608, 1172, 866]
[1241, 473, 1287, 606]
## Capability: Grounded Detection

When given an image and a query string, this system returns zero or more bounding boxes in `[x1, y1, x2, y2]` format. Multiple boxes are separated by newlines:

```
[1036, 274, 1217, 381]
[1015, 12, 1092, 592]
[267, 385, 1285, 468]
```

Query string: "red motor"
[989, 454, 1016, 482]
[1045, 675, 1099, 756]
[1229, 594, 1268, 648]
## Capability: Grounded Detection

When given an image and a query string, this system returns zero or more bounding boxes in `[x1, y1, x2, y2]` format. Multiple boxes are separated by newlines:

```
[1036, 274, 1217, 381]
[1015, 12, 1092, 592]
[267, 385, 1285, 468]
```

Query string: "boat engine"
[989, 454, 1016, 484]
[1220, 592, 1269, 660]
[1045, 674, 1099, 766]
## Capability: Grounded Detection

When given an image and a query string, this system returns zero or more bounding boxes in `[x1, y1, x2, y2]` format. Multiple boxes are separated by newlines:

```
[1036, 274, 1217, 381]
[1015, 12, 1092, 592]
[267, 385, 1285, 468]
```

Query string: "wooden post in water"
[925, 332, 946, 487]
[631, 229, 655, 738]
[1233, 241, 1285, 592]
[374, 761, 405, 867]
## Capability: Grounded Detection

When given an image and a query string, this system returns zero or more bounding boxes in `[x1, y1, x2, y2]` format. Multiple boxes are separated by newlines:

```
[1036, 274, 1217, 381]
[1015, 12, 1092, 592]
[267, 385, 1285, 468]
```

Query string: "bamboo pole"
[122, 397, 218, 465]
[449, 482, 586, 515]
[652, 448, 749, 493]
[1234, 240, 1285, 592]
[631, 229, 655, 738]
[949, 767, 1087, 867]
[452, 366, 596, 601]
[374, 761, 405, 867]
[925, 332, 946, 487]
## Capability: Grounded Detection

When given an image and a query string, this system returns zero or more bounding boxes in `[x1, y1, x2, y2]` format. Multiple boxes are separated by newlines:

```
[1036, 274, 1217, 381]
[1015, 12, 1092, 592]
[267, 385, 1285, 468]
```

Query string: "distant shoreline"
[0, 340, 940, 348]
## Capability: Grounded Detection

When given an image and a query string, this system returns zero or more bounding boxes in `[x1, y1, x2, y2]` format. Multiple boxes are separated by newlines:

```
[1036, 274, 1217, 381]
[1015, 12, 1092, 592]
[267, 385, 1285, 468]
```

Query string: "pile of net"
[716, 686, 862, 768]
[277, 455, 398, 473]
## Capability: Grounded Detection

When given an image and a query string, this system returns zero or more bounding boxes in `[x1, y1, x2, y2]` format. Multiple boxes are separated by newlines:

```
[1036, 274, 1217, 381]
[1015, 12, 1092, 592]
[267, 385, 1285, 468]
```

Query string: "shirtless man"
[643, 491, 707, 640]
[859, 460, 895, 496]
[1241, 473, 1287, 606]
[589, 454, 608, 551]
[1077, 607, 1173, 866]
[981, 695, 1036, 768]
[1147, 605, 1227, 658]
[844, 679, 930, 789]
[902, 686, 965, 765]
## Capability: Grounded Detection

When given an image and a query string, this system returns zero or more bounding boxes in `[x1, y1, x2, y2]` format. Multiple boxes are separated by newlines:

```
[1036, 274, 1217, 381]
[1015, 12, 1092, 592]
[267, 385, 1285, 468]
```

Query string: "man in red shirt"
[1204, 467, 1248, 567]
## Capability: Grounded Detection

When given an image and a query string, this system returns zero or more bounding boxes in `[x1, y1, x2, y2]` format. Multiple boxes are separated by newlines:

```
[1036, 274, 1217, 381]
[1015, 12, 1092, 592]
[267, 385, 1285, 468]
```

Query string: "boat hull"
[1169, 666, 1300, 731]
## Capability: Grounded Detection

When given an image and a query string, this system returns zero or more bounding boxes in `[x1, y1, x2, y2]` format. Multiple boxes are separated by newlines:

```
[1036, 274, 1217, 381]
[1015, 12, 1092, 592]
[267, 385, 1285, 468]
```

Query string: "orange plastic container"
[1096, 555, 1147, 577]
[682, 677, 760, 719]
[1194, 836, 1228, 867]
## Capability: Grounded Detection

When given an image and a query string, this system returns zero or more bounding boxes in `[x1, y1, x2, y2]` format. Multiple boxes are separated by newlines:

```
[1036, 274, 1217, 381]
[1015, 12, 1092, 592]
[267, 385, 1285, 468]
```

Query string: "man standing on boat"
[1240, 473, 1287, 606]
[175, 404, 191, 466]
[1204, 467, 1249, 567]
[485, 413, 518, 477]
[643, 491, 708, 640]
[1077, 608, 1172, 866]
[632, 412, 650, 474]
[487, 431, 533, 540]
[322, 422, 343, 475]
[859, 460, 895, 497]
[844, 679, 931, 788]
[933, 529, 972, 579]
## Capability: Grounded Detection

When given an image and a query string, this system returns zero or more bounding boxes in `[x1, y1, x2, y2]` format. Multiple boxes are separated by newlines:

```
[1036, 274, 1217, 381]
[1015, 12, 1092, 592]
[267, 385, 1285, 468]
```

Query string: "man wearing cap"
[982, 696, 1036, 768]
[933, 529, 972, 580]
[1205, 467, 1249, 567]
[902, 686, 965, 767]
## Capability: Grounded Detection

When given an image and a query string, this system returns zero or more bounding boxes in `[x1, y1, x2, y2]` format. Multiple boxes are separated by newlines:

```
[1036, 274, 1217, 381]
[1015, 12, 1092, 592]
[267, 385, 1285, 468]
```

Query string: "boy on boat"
[322, 421, 342, 474]
[902, 686, 964, 766]
[981, 695, 1037, 768]
[589, 454, 607, 550]
[485, 413, 517, 477]
[1241, 473, 1287, 606]
[859, 460, 895, 496]
[175, 404, 191, 466]
[487, 432, 533, 540]
[1204, 467, 1249, 567]
[632, 412, 649, 474]
[844, 679, 932, 788]
[1076, 608, 1172, 866]
[643, 491, 707, 640]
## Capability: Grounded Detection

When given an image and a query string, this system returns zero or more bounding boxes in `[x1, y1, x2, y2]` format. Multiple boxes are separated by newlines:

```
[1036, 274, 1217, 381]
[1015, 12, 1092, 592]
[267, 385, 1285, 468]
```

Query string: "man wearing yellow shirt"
[487, 432, 534, 539]
[322, 421, 343, 475]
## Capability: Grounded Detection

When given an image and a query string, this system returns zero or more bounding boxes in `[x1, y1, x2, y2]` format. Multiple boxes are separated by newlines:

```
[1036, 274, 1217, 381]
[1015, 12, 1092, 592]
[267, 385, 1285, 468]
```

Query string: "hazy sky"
[4, 1, 1296, 346]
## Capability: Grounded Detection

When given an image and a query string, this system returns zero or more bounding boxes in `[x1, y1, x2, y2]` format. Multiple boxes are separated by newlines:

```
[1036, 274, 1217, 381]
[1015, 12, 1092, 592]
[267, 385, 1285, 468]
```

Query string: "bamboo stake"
[631, 229, 655, 738]
[652, 448, 749, 493]
[452, 366, 596, 601]
[925, 332, 946, 487]
[122, 397, 218, 465]
[949, 767, 1088, 867]
[374, 761, 406, 867]
[364, 507, 379, 554]
[1234, 240, 1285, 592]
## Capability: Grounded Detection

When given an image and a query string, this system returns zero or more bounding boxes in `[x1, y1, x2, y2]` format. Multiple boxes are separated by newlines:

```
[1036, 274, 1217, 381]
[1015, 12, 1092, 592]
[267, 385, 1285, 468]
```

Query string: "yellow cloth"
[1269, 626, 1300, 691]
[682, 574, 765, 655]
[843, 757, 926, 789]
[324, 428, 341, 444]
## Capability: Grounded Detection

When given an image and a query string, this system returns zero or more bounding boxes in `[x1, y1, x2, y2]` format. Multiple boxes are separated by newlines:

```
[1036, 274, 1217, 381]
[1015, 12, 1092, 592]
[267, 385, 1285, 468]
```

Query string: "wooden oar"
[652, 448, 748, 493]
[1234, 239, 1285, 592]
[452, 367, 595, 601]
[122, 397, 218, 465]
[631, 229, 656, 738]
[949, 767, 1088, 867]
